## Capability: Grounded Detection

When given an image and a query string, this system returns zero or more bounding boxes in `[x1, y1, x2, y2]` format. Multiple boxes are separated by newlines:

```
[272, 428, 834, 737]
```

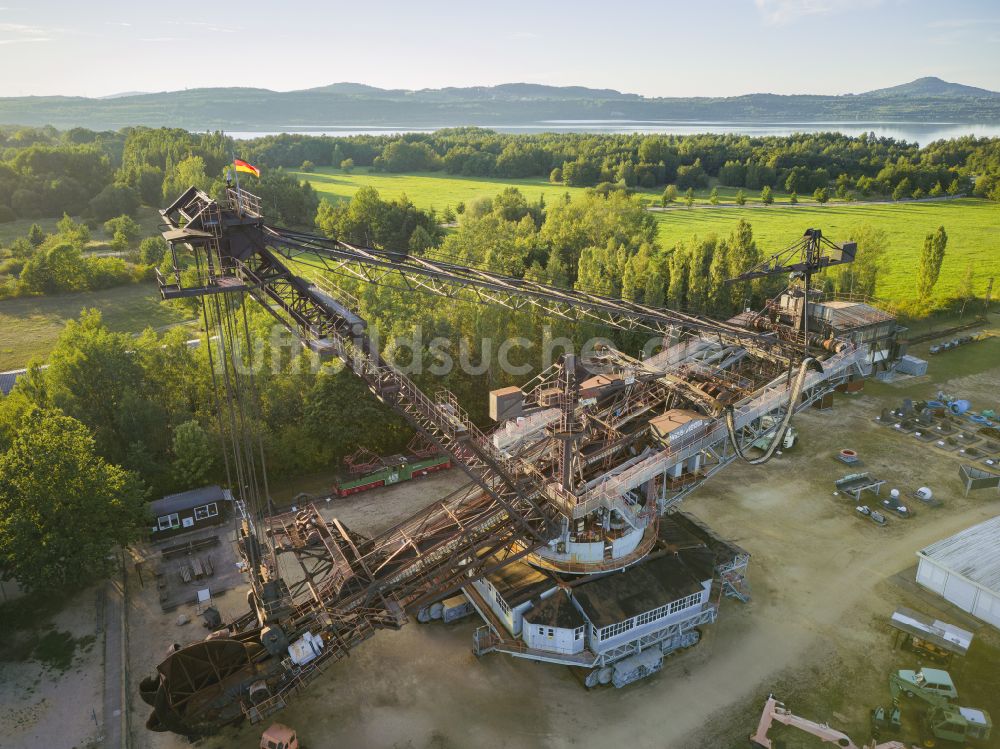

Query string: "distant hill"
[300, 82, 639, 101]
[1, 77, 998, 131]
[860, 76, 999, 99]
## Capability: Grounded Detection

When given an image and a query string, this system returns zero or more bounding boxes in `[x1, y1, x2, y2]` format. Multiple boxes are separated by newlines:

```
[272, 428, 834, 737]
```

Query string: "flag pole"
[231, 149, 242, 215]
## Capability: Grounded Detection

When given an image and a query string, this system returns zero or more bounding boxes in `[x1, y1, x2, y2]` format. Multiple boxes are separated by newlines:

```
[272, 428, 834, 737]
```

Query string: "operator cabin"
[149, 485, 231, 539]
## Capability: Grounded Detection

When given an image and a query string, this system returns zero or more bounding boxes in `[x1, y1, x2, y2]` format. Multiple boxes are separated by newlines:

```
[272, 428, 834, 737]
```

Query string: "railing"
[530, 522, 658, 574]
[491, 408, 560, 452]
[227, 187, 262, 218]
[576, 344, 866, 510]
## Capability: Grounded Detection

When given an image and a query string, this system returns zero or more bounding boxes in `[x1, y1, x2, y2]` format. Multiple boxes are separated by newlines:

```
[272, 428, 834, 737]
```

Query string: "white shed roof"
[918, 515, 1000, 593]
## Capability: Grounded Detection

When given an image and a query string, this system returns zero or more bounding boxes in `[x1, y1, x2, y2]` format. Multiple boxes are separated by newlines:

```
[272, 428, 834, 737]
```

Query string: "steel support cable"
[263, 237, 796, 373]
[263, 225, 784, 350]
[211, 291, 261, 555]
[725, 355, 817, 465]
[239, 299, 275, 527]
[197, 259, 234, 498]
[224, 292, 265, 531]
[225, 293, 269, 538]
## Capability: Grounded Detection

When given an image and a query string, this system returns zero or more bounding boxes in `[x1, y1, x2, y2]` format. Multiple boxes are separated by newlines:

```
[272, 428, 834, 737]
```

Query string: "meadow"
[290, 168, 821, 212]
[0, 206, 163, 250]
[651, 199, 1000, 302]
[294, 167, 1000, 303]
[0, 283, 193, 370]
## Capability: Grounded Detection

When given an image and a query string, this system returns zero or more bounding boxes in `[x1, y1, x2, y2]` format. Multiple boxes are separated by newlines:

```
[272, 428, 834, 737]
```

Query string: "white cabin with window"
[522, 591, 587, 655]
[470, 560, 554, 636]
[149, 485, 231, 540]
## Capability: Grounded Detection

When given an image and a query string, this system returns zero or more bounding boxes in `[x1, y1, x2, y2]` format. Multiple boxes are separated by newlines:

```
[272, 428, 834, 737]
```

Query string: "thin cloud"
[754, 0, 881, 25]
[0, 21, 42, 32]
[0, 21, 52, 44]
[0, 36, 49, 44]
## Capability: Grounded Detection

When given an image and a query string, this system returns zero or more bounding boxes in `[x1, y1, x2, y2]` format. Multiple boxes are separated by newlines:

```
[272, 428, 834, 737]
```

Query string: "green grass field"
[292, 168, 596, 212]
[651, 199, 1000, 302]
[0, 205, 162, 250]
[293, 167, 876, 211]
[294, 168, 999, 304]
[0, 283, 193, 370]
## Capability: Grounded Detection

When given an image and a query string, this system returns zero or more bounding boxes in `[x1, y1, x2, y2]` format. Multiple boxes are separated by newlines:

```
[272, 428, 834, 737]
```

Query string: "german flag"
[234, 158, 260, 178]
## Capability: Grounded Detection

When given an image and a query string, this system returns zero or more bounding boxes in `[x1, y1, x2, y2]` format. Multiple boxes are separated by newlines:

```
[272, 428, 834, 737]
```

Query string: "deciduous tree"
[917, 225, 948, 303]
[0, 408, 147, 591]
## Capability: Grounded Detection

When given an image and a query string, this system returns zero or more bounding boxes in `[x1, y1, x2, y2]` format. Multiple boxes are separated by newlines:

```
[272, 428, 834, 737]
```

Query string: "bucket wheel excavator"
[140, 186, 889, 738]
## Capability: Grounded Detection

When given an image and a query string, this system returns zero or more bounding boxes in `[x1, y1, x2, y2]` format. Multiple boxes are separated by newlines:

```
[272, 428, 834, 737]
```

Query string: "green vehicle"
[919, 704, 992, 747]
[333, 454, 452, 497]
[890, 667, 958, 704]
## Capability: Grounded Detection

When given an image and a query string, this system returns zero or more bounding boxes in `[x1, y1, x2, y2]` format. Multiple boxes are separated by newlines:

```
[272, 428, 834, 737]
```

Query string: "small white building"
[916, 515, 1000, 630]
[470, 557, 554, 637]
[522, 591, 587, 655]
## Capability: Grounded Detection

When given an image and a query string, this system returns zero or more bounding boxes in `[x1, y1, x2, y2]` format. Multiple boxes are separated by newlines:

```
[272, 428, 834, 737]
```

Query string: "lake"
[227, 121, 1000, 145]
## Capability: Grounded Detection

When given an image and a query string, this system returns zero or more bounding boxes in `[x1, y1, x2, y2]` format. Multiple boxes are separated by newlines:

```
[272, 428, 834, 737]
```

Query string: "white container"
[288, 631, 324, 666]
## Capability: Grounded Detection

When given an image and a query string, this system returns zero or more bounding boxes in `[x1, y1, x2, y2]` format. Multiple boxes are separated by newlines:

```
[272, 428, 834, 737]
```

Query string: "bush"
[19, 242, 88, 293]
[340, 158, 354, 173]
[139, 236, 168, 265]
[301, 160, 315, 172]
[562, 159, 599, 187]
[373, 142, 439, 173]
[592, 181, 630, 196]
[88, 184, 140, 222]
[103, 215, 142, 248]
[11, 188, 43, 218]
[891, 178, 911, 201]
[87, 257, 132, 289]
[675, 159, 708, 190]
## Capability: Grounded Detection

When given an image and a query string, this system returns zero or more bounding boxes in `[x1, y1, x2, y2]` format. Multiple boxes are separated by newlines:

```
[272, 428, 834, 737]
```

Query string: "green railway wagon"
[333, 454, 452, 497]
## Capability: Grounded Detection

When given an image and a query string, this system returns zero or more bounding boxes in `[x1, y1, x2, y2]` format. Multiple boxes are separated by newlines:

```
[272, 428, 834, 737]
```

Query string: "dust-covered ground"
[124, 318, 1000, 749]
[0, 585, 104, 749]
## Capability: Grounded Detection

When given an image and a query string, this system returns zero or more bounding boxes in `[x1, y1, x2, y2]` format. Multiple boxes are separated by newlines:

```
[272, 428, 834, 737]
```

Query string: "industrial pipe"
[726, 355, 818, 465]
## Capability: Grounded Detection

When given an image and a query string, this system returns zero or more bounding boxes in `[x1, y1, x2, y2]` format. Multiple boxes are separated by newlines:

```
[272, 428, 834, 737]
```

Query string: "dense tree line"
[239, 129, 1000, 200]
[2, 126, 998, 227]
[0, 125, 318, 224]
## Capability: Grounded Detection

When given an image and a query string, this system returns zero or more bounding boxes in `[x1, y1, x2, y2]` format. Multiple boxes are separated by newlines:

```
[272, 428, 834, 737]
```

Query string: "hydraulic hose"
[726, 356, 818, 465]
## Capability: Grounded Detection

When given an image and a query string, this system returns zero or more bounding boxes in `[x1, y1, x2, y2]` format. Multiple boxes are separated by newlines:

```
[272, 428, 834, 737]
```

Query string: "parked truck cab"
[890, 667, 958, 704]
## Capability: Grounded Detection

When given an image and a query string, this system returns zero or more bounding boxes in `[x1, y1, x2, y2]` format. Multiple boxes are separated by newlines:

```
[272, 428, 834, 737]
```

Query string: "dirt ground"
[122, 318, 1000, 749]
[0, 586, 105, 749]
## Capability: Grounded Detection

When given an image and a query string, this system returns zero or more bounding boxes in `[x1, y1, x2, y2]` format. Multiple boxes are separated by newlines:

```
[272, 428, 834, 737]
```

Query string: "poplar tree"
[917, 225, 948, 303]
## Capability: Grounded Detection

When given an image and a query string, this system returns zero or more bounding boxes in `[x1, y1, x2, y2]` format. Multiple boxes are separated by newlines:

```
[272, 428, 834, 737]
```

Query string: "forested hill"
[0, 77, 998, 130]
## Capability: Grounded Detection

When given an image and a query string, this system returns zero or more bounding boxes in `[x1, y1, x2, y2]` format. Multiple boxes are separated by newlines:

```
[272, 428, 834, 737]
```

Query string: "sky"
[0, 0, 997, 98]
